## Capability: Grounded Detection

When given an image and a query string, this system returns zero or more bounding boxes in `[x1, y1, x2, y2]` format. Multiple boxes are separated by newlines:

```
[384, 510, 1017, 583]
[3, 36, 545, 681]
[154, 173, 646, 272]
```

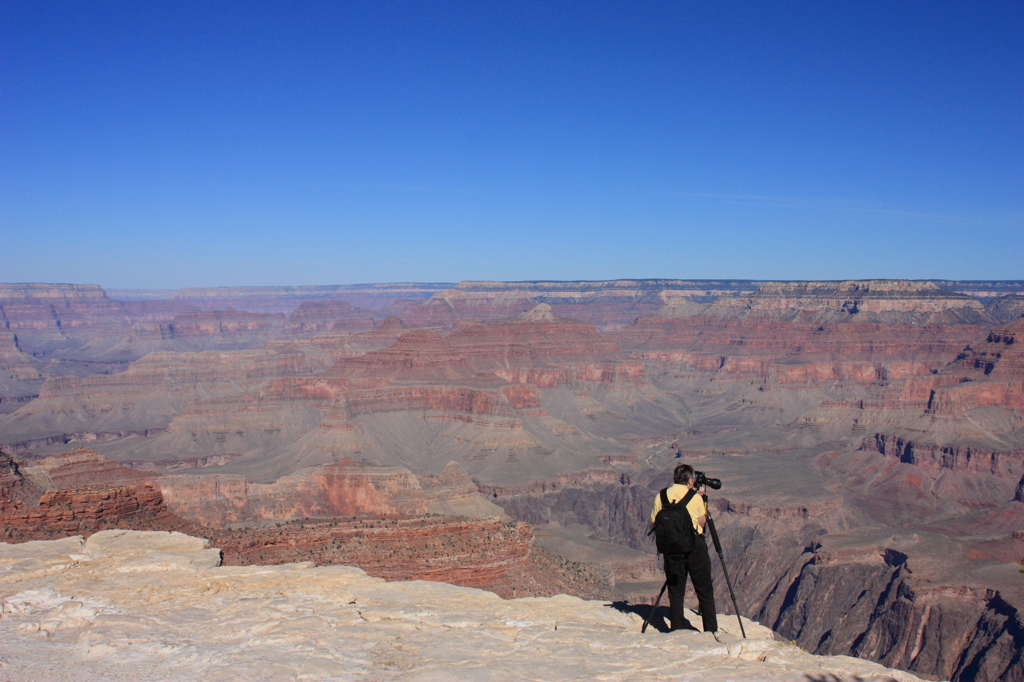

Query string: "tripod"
[641, 493, 746, 638]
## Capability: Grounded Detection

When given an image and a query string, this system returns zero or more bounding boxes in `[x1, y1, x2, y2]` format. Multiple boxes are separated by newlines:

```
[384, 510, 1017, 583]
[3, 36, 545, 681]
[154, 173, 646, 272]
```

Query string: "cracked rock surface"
[1, 530, 924, 681]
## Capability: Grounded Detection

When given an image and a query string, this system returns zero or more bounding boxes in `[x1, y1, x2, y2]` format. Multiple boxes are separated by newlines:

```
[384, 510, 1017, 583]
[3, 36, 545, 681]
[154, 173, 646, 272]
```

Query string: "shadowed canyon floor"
[2, 279, 1024, 681]
[0, 530, 925, 681]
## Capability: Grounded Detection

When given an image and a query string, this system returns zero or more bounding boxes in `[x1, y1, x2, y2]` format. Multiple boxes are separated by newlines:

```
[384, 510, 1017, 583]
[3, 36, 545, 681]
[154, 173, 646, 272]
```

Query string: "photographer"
[650, 463, 718, 634]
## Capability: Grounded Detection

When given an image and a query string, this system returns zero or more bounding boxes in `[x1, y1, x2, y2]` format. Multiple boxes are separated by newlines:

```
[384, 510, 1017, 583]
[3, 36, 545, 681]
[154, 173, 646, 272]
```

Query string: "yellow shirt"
[650, 483, 706, 535]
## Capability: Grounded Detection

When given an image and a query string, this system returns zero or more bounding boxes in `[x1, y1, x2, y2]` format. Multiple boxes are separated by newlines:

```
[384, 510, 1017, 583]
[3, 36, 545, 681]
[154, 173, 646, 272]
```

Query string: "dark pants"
[664, 536, 717, 633]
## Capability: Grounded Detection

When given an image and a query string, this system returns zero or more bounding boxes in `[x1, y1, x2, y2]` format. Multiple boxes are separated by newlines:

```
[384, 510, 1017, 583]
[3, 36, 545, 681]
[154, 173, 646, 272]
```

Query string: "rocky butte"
[2, 278, 1024, 681]
[0, 529, 926, 681]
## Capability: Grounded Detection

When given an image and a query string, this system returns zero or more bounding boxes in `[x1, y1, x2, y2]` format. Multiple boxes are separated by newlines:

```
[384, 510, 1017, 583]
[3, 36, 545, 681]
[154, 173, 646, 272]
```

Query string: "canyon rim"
[1, 279, 1023, 681]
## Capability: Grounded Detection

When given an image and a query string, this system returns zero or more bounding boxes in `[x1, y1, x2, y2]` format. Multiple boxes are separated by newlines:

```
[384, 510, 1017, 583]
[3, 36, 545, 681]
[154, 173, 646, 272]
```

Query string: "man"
[650, 463, 718, 633]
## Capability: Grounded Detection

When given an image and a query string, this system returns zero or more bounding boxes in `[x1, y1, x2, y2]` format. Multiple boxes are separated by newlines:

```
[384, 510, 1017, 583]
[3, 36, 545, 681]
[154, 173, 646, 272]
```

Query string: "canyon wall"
[0, 448, 599, 599]
[0, 284, 133, 352]
[751, 543, 1024, 682]
[209, 516, 540, 594]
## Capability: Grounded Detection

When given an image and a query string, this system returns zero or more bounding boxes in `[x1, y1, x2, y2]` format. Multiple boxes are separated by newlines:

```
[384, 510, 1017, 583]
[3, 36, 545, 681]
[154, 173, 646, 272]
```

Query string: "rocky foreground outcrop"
[0, 530, 922, 681]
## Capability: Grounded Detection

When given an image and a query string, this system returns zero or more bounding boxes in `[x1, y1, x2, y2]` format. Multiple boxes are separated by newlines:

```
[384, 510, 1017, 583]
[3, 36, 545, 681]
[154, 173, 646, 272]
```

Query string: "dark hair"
[673, 464, 694, 485]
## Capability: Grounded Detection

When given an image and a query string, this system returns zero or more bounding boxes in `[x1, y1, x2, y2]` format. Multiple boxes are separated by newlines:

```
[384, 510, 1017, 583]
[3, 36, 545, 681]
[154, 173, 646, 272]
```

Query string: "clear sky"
[1, 1, 1021, 288]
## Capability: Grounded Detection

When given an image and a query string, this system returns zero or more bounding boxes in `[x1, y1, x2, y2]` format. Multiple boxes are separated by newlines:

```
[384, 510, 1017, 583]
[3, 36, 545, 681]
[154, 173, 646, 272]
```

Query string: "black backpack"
[653, 488, 697, 555]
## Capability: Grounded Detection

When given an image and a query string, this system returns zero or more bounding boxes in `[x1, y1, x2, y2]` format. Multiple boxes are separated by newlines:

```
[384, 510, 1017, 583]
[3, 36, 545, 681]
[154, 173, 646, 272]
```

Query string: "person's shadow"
[606, 600, 672, 633]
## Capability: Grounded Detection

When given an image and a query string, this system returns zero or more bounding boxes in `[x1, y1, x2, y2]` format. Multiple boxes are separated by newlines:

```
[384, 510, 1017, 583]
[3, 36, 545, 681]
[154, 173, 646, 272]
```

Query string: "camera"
[693, 470, 722, 490]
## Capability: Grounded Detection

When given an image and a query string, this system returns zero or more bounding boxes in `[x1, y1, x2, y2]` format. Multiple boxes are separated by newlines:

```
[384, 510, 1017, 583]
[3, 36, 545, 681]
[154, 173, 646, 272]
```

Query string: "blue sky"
[1, 1, 1021, 288]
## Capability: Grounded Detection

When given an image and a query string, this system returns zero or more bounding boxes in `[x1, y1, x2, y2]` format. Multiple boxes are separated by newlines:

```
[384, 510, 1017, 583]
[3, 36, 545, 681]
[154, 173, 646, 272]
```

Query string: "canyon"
[2, 278, 1024, 681]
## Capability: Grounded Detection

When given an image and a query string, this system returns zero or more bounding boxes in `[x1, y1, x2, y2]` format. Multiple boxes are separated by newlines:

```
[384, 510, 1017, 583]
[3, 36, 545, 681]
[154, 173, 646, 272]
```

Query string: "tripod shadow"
[606, 600, 672, 633]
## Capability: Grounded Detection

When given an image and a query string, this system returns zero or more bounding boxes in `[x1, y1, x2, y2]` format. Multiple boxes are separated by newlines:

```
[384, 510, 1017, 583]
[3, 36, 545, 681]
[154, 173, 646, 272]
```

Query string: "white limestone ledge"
[0, 530, 926, 681]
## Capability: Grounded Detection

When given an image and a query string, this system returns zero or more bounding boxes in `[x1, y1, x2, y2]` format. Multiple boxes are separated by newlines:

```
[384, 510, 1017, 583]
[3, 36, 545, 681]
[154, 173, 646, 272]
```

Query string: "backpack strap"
[663, 488, 696, 509]
[680, 488, 696, 508]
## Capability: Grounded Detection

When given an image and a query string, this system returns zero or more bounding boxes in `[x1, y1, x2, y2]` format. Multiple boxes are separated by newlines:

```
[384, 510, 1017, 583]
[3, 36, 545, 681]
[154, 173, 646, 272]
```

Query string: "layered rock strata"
[388, 279, 764, 329]
[269, 306, 670, 482]
[667, 280, 991, 325]
[0, 451, 41, 507]
[0, 484, 176, 541]
[0, 344, 328, 457]
[159, 459, 433, 527]
[936, 280, 1024, 301]
[208, 516, 555, 596]
[0, 284, 132, 353]
[2, 450, 492, 531]
[0, 283, 424, 373]
[812, 319, 1024, 509]
[0, 330, 41, 412]
[1, 449, 563, 597]
[1, 305, 668, 481]
[286, 299, 376, 334]
[168, 283, 452, 313]
[931, 317, 1024, 410]
[0, 449, 198, 542]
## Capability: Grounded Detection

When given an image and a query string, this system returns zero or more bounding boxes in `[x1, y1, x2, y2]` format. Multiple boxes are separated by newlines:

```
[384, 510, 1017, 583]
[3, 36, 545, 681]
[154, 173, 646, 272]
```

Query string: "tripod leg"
[641, 579, 668, 633]
[705, 512, 746, 639]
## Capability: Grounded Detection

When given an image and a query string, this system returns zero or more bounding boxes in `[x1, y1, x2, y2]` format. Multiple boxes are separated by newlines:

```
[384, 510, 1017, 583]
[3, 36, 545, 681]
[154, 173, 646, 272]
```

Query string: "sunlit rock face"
[0, 530, 925, 682]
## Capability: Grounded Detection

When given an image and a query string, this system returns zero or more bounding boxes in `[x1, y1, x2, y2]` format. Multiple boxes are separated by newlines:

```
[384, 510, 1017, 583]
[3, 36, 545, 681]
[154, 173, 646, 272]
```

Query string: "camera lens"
[694, 470, 722, 490]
